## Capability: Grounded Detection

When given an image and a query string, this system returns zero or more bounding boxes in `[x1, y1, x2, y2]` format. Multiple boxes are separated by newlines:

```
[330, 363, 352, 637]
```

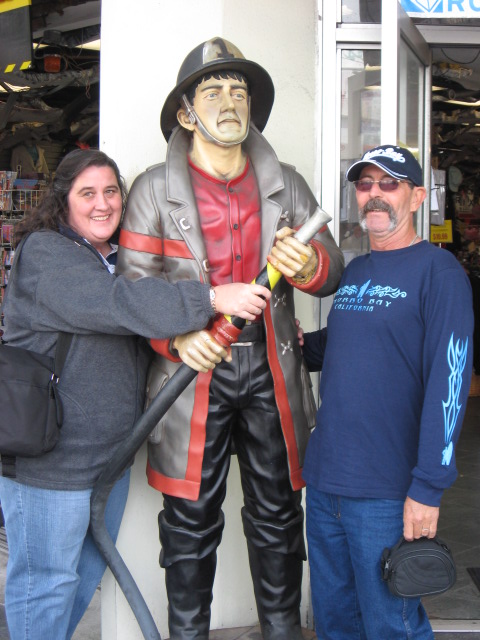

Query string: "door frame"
[319, 0, 432, 248]
[381, 0, 431, 240]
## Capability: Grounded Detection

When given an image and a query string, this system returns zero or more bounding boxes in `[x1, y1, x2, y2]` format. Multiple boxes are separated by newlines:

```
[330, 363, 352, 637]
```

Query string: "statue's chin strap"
[181, 94, 251, 147]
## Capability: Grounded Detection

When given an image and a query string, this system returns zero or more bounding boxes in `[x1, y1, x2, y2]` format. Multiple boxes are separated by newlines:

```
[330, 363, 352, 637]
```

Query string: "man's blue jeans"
[306, 486, 434, 639]
[0, 470, 130, 640]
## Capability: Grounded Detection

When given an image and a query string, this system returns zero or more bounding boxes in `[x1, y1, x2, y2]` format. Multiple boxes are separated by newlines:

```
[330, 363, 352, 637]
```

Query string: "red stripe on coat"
[119, 228, 193, 258]
[264, 304, 305, 491]
[146, 370, 212, 500]
[149, 338, 182, 361]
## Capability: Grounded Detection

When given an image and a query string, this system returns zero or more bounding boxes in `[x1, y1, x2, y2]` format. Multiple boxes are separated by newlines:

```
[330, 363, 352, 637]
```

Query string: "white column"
[99, 1, 319, 637]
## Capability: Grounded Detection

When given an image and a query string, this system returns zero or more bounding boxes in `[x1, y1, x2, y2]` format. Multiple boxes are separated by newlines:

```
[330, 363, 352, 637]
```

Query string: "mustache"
[358, 198, 397, 232]
[359, 198, 394, 216]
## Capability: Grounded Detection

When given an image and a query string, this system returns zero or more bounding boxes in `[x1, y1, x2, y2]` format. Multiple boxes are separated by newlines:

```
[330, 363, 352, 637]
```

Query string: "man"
[116, 38, 344, 640]
[302, 145, 474, 639]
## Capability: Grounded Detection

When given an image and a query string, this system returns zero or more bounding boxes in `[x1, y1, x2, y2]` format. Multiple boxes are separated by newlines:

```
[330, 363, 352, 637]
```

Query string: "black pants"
[159, 336, 305, 639]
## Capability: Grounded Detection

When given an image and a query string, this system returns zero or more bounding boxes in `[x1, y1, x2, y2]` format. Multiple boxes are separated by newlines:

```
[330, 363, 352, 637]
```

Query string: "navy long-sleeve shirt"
[302, 241, 474, 507]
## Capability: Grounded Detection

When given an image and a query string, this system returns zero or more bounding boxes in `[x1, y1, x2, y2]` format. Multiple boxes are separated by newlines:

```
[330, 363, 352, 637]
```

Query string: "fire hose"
[89, 207, 331, 640]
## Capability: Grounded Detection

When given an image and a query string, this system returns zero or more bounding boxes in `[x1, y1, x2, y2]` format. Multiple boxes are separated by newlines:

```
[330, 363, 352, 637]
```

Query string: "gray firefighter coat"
[116, 124, 344, 500]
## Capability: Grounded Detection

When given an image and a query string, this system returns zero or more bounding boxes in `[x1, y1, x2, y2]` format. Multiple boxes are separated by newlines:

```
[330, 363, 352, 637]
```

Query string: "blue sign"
[400, 0, 480, 17]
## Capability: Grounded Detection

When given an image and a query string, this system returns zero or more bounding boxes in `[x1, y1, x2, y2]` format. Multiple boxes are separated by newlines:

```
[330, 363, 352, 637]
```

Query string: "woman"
[0, 149, 270, 640]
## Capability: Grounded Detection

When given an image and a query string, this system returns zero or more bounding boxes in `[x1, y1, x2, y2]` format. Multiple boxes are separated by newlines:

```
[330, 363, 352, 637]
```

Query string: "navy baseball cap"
[346, 145, 423, 187]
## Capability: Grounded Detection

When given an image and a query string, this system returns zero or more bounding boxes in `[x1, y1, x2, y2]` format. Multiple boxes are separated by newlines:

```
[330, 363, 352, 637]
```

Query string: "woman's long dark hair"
[13, 149, 127, 247]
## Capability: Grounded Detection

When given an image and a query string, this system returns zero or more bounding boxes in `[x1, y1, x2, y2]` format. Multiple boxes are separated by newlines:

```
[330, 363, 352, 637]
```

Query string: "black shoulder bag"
[0, 235, 72, 477]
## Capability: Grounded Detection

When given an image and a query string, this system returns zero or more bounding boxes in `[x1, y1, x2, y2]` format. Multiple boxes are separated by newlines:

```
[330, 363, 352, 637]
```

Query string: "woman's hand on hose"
[214, 282, 271, 321]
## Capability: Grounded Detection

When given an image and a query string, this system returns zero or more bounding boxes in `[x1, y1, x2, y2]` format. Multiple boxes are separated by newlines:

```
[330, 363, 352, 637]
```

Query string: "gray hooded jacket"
[1, 229, 215, 489]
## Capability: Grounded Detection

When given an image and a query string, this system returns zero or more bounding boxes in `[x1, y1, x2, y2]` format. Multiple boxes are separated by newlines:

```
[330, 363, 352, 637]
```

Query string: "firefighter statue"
[117, 37, 344, 640]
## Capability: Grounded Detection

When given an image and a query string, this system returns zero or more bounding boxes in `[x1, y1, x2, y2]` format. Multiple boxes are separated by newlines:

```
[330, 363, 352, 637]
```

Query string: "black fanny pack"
[381, 536, 456, 598]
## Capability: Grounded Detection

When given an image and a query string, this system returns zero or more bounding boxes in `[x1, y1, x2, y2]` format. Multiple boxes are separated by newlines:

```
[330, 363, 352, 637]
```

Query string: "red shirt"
[188, 157, 261, 286]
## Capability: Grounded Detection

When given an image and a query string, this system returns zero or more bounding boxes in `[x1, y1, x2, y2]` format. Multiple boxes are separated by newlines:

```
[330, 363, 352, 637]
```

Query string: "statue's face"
[191, 75, 249, 145]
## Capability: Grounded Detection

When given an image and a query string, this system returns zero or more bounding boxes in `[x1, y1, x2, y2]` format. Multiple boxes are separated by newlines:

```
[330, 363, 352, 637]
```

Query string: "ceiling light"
[446, 99, 480, 107]
[76, 39, 100, 51]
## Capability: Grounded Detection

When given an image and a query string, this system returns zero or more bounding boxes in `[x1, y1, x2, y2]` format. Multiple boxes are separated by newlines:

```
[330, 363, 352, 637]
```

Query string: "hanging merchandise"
[431, 168, 446, 226]
[448, 166, 463, 193]
[0, 176, 45, 304]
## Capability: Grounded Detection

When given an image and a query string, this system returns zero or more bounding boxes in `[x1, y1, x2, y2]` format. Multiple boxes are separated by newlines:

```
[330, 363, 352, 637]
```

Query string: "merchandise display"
[0, 176, 45, 305]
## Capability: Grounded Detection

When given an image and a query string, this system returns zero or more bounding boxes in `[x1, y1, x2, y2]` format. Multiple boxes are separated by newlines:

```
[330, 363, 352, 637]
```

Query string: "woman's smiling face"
[67, 165, 122, 253]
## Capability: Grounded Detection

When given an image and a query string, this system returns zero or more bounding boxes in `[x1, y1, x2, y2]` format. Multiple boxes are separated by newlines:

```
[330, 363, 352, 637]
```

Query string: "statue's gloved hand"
[267, 227, 318, 282]
[172, 330, 231, 372]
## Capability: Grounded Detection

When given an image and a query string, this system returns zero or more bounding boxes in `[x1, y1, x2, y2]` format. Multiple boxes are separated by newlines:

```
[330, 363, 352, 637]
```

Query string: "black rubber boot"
[243, 509, 306, 640]
[164, 554, 216, 640]
[247, 543, 305, 640]
[159, 508, 223, 640]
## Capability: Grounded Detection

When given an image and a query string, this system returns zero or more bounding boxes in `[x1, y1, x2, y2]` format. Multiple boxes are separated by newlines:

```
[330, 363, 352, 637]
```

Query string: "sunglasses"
[353, 178, 412, 192]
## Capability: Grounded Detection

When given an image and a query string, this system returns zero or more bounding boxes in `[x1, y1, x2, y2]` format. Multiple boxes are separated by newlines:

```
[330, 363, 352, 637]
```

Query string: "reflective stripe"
[119, 228, 193, 259]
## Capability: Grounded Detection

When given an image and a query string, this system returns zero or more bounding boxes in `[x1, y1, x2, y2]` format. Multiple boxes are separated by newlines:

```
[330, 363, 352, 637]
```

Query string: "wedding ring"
[421, 528, 429, 533]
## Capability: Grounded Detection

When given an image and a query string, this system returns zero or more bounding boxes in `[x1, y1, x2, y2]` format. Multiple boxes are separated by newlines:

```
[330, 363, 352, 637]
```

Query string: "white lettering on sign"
[401, 0, 480, 16]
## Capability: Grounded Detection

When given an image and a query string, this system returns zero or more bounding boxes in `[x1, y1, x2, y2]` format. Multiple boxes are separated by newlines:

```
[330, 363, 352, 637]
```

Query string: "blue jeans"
[305, 487, 434, 640]
[0, 471, 130, 640]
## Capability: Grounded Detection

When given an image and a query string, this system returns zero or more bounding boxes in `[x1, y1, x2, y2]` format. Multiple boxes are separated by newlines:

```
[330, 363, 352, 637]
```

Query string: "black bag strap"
[54, 332, 73, 376]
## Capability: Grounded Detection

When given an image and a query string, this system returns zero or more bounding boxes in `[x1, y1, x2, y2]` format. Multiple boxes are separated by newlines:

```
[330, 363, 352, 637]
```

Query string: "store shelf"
[0, 188, 44, 214]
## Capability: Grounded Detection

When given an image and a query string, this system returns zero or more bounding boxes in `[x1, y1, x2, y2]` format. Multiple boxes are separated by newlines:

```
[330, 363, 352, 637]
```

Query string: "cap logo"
[363, 147, 405, 164]
[203, 38, 244, 64]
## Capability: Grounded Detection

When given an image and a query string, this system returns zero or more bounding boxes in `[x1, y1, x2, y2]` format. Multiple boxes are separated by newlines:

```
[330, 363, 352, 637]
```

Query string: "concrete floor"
[421, 393, 480, 639]
[2, 395, 480, 639]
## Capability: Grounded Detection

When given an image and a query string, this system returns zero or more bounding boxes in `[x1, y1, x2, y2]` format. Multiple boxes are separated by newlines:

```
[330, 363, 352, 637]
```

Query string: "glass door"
[381, 0, 431, 238]
[320, 0, 430, 279]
